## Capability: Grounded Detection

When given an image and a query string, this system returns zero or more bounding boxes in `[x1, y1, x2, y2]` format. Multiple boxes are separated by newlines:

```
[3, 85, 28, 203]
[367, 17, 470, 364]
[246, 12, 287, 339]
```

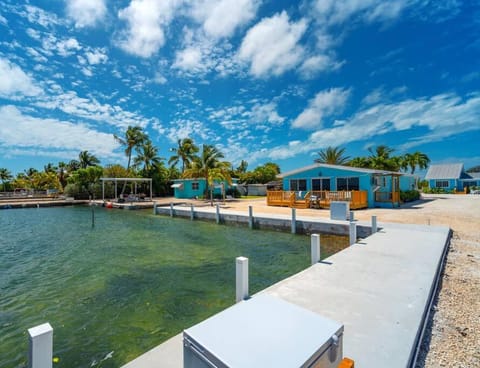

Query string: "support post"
[349, 211, 355, 222]
[28, 323, 53, 368]
[311, 234, 321, 265]
[371, 215, 377, 234]
[190, 204, 194, 221]
[291, 208, 296, 234]
[153, 202, 157, 215]
[349, 222, 357, 246]
[248, 206, 253, 229]
[236, 257, 249, 302]
[216, 204, 220, 224]
[170, 203, 174, 217]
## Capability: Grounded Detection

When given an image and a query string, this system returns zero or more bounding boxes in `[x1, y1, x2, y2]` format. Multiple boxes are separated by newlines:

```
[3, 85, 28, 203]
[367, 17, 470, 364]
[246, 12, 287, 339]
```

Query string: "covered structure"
[100, 177, 153, 201]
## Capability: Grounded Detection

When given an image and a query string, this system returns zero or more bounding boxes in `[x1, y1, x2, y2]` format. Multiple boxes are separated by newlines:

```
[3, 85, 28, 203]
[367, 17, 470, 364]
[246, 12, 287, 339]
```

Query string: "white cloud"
[292, 88, 351, 130]
[117, 0, 180, 58]
[157, 119, 214, 143]
[172, 47, 204, 71]
[246, 102, 285, 126]
[57, 38, 81, 57]
[66, 0, 107, 28]
[189, 0, 260, 39]
[268, 92, 480, 160]
[85, 48, 108, 64]
[0, 58, 43, 99]
[299, 54, 344, 78]
[24, 5, 61, 28]
[238, 11, 307, 78]
[0, 105, 119, 158]
[0, 14, 8, 26]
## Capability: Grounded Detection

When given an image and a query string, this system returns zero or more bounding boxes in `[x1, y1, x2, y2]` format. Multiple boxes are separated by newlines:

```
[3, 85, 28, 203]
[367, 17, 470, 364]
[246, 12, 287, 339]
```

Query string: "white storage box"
[330, 201, 350, 221]
[183, 294, 343, 368]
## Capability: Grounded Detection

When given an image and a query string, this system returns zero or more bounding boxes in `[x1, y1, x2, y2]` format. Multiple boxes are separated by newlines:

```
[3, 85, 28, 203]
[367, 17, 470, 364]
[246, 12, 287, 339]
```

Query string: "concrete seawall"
[154, 204, 372, 238]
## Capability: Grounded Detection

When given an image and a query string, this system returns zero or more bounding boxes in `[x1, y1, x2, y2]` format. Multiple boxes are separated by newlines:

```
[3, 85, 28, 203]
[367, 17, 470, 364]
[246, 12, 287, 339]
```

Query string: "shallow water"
[0, 206, 347, 367]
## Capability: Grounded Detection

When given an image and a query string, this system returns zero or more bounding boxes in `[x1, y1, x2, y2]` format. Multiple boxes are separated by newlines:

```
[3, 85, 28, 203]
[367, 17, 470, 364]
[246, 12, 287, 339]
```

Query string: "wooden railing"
[375, 191, 400, 203]
[267, 190, 368, 209]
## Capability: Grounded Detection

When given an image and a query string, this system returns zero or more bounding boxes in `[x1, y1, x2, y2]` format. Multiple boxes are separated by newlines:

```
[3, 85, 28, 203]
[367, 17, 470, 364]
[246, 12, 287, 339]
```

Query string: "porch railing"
[267, 190, 368, 209]
[375, 191, 400, 203]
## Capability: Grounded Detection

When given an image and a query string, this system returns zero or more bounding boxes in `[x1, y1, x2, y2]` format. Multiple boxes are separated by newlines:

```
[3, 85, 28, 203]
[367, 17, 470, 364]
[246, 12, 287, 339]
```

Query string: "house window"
[337, 177, 360, 191]
[435, 180, 449, 188]
[191, 182, 199, 190]
[312, 178, 331, 191]
[290, 179, 307, 191]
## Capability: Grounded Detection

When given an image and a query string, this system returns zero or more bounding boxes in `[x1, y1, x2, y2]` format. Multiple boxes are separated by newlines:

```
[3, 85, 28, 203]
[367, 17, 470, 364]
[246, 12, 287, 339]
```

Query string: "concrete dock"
[123, 205, 450, 368]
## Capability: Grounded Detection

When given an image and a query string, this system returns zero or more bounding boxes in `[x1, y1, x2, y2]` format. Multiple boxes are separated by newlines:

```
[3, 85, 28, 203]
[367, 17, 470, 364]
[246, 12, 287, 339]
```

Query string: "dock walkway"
[123, 205, 450, 368]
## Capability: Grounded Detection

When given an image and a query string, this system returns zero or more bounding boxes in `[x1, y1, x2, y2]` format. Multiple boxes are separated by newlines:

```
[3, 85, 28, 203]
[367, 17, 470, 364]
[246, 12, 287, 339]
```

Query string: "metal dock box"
[183, 294, 343, 368]
[330, 201, 350, 221]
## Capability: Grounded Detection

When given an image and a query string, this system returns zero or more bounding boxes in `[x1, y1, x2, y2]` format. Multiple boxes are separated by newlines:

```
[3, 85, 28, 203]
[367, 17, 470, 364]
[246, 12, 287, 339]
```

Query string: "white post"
[311, 234, 321, 265]
[372, 215, 377, 234]
[28, 323, 53, 368]
[349, 222, 357, 246]
[248, 206, 253, 229]
[170, 203, 174, 217]
[291, 208, 296, 234]
[350, 211, 355, 222]
[153, 202, 157, 215]
[190, 204, 194, 220]
[236, 257, 249, 302]
[216, 204, 220, 224]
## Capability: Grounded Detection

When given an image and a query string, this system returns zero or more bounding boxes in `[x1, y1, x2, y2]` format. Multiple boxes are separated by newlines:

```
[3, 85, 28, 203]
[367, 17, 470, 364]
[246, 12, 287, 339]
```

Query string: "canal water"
[0, 206, 348, 367]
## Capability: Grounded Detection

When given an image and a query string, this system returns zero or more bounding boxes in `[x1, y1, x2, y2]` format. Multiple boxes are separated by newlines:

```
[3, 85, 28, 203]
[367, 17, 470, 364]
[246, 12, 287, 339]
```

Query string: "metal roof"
[278, 163, 407, 178]
[424, 163, 464, 180]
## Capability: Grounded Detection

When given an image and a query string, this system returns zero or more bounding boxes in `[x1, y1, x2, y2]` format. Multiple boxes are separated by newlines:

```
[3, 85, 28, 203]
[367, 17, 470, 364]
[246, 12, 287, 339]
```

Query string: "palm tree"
[348, 157, 370, 168]
[67, 159, 80, 172]
[403, 151, 431, 174]
[367, 145, 397, 171]
[44, 163, 57, 173]
[314, 146, 350, 165]
[57, 162, 68, 189]
[0, 168, 12, 191]
[114, 126, 148, 171]
[168, 138, 199, 173]
[134, 140, 163, 176]
[78, 150, 100, 169]
[183, 144, 231, 205]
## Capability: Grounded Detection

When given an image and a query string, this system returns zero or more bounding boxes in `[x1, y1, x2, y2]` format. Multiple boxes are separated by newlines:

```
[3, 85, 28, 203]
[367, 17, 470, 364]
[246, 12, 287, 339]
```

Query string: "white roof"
[279, 163, 406, 178]
[424, 164, 464, 180]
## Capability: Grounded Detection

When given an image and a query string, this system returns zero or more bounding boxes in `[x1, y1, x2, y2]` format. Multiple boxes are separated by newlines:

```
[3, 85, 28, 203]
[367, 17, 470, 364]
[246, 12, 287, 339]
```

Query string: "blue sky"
[0, 0, 479, 175]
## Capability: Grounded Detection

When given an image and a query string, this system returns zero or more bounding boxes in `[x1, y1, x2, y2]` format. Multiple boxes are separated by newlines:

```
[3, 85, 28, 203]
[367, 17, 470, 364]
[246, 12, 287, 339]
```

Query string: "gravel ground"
[218, 194, 480, 367]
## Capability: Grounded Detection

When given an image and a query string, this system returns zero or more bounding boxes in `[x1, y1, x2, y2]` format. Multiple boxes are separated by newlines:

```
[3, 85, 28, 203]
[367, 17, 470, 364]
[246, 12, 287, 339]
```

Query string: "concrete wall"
[154, 206, 371, 238]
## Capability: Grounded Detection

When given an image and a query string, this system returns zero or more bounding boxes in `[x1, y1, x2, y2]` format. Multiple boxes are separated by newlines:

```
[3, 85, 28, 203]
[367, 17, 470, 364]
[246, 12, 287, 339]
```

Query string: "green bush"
[400, 189, 420, 202]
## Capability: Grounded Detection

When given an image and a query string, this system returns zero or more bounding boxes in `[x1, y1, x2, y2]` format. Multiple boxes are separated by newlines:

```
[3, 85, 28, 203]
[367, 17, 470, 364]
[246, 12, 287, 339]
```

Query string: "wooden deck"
[267, 190, 368, 209]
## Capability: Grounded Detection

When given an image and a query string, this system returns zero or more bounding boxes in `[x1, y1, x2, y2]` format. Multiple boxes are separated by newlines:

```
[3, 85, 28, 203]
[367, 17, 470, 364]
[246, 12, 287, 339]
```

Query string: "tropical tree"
[44, 163, 57, 173]
[348, 156, 370, 168]
[78, 150, 100, 169]
[0, 168, 13, 191]
[57, 161, 68, 189]
[67, 159, 80, 172]
[367, 145, 398, 171]
[134, 140, 163, 176]
[403, 151, 431, 174]
[114, 126, 148, 171]
[314, 146, 350, 165]
[183, 144, 231, 205]
[168, 138, 199, 173]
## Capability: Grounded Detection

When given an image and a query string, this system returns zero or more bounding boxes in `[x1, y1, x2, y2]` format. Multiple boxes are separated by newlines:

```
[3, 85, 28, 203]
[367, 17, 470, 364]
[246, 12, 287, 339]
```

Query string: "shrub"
[400, 189, 420, 202]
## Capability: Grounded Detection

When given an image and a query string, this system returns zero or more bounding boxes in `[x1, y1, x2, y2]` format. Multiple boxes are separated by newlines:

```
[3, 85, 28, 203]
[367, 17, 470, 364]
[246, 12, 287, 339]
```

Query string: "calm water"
[0, 206, 347, 367]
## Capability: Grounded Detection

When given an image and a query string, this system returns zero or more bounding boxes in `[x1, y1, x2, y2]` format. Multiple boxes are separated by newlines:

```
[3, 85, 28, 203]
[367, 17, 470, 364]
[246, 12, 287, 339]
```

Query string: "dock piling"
[190, 204, 194, 221]
[153, 202, 157, 215]
[236, 257, 249, 302]
[169, 203, 174, 217]
[216, 204, 220, 224]
[349, 211, 355, 222]
[371, 215, 377, 234]
[291, 208, 296, 234]
[28, 322, 53, 368]
[311, 234, 321, 264]
[349, 222, 357, 245]
[248, 206, 253, 229]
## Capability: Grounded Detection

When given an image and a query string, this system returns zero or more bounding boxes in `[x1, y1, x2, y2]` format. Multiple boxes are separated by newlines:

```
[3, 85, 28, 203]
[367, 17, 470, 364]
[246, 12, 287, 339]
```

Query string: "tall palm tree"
[314, 146, 350, 165]
[348, 157, 370, 168]
[367, 145, 397, 171]
[57, 161, 68, 189]
[114, 126, 147, 171]
[78, 150, 100, 169]
[168, 138, 199, 173]
[134, 140, 163, 175]
[403, 151, 431, 174]
[67, 159, 80, 172]
[183, 144, 231, 205]
[0, 168, 12, 191]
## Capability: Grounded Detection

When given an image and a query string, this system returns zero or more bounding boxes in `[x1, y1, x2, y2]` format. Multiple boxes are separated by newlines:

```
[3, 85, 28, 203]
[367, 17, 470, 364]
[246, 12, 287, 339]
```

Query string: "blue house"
[171, 178, 238, 199]
[272, 163, 417, 208]
[424, 163, 480, 192]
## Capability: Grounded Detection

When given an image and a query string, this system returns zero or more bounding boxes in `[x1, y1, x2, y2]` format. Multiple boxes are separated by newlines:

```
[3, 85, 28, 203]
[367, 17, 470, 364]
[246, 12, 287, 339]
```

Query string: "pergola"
[100, 177, 153, 201]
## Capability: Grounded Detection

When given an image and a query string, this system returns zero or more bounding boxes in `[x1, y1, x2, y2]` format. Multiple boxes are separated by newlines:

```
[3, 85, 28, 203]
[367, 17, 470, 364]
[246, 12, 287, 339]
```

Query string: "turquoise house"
[171, 178, 238, 199]
[424, 163, 480, 192]
[278, 163, 417, 208]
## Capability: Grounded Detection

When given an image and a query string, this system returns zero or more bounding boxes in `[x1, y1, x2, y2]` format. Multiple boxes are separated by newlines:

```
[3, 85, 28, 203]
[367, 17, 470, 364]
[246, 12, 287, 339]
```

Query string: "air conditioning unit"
[184, 294, 344, 368]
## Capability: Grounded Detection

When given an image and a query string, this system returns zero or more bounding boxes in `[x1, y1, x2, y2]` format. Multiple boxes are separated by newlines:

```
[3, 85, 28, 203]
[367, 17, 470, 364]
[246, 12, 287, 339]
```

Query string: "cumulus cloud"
[172, 47, 204, 72]
[156, 119, 214, 143]
[0, 14, 8, 26]
[0, 58, 43, 99]
[85, 48, 108, 64]
[117, 0, 179, 58]
[298, 54, 344, 78]
[189, 0, 260, 39]
[0, 105, 119, 158]
[238, 11, 307, 78]
[268, 92, 480, 160]
[66, 0, 107, 28]
[292, 88, 351, 130]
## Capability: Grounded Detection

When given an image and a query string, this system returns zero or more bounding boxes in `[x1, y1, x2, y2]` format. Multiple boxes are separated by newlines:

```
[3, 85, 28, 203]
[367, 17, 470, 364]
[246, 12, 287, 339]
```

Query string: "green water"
[0, 206, 347, 367]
